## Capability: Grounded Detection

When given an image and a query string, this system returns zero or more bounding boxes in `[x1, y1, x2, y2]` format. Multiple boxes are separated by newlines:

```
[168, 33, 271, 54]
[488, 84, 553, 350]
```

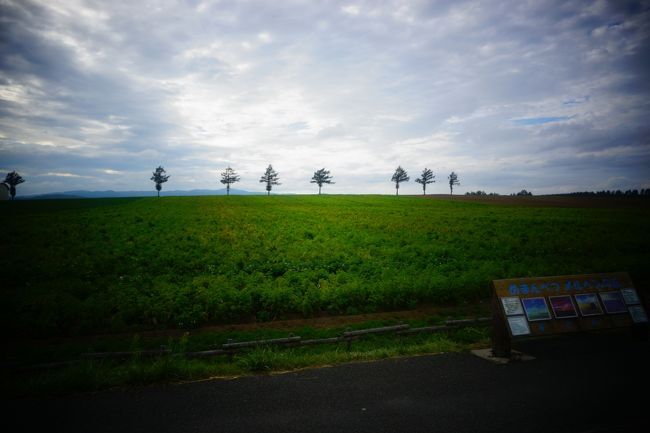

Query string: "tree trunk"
[267, 190, 270, 196]
[396, 183, 399, 196]
[319, 185, 321, 195]
[227, 184, 230, 196]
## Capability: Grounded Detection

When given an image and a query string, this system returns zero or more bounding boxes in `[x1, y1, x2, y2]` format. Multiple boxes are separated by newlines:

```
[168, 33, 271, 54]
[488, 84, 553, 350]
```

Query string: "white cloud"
[257, 32, 272, 43]
[341, 5, 360, 16]
[42, 172, 86, 178]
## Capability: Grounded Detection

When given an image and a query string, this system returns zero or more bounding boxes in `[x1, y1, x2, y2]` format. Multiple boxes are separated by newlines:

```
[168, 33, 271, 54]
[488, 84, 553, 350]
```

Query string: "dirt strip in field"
[420, 194, 650, 208]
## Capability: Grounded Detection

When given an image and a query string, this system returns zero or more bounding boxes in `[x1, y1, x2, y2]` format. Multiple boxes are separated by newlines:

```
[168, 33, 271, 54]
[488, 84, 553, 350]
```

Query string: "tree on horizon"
[259, 164, 280, 195]
[391, 166, 409, 196]
[150, 166, 170, 197]
[310, 168, 334, 194]
[448, 171, 460, 195]
[4, 170, 25, 200]
[220, 167, 240, 195]
[415, 168, 435, 195]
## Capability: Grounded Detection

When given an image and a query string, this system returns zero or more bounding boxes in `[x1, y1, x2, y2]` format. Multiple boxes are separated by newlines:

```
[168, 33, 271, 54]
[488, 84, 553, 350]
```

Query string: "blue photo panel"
[574, 293, 604, 316]
[548, 295, 578, 319]
[599, 291, 627, 314]
[521, 297, 551, 321]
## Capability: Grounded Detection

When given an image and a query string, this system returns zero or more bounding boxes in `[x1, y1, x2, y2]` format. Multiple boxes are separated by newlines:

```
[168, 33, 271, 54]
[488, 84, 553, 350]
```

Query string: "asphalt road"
[5, 333, 649, 433]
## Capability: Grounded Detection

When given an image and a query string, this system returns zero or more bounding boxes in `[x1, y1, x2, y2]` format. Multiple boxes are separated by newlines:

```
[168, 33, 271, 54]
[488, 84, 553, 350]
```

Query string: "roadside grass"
[3, 320, 489, 396]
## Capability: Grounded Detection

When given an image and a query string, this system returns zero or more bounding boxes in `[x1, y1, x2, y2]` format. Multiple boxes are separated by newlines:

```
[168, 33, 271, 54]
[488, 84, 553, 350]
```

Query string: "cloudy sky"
[1, 0, 649, 196]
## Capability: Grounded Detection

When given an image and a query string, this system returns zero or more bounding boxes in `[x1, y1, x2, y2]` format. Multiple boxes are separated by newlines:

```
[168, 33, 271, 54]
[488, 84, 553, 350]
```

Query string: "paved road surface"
[5, 333, 649, 433]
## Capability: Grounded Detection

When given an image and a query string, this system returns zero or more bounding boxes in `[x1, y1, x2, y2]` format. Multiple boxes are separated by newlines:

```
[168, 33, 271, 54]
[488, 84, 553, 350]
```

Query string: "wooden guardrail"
[18, 317, 490, 370]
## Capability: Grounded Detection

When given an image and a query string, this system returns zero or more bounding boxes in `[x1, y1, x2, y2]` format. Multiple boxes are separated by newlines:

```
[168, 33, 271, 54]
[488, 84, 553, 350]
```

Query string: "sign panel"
[501, 297, 524, 316]
[621, 288, 640, 305]
[521, 297, 551, 321]
[629, 305, 648, 323]
[493, 272, 647, 339]
[507, 316, 531, 336]
[599, 291, 627, 314]
[548, 295, 578, 319]
[575, 293, 604, 316]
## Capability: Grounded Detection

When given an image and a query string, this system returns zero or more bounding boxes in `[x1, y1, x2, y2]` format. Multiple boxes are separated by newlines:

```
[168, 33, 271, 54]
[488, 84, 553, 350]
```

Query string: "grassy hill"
[2, 195, 649, 337]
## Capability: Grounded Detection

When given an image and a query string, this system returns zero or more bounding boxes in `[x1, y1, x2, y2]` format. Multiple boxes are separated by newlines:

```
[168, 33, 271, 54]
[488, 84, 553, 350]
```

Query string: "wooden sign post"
[491, 272, 648, 358]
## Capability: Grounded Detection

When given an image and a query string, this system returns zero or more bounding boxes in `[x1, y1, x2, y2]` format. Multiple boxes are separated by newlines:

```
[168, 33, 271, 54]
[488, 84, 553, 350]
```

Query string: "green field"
[2, 195, 649, 338]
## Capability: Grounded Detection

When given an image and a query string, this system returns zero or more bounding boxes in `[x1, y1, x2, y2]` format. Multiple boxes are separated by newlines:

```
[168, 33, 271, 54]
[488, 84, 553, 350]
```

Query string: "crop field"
[2, 195, 649, 338]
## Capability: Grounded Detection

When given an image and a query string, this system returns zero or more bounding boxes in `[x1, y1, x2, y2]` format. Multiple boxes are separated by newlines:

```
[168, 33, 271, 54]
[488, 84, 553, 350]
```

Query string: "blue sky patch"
[512, 116, 571, 126]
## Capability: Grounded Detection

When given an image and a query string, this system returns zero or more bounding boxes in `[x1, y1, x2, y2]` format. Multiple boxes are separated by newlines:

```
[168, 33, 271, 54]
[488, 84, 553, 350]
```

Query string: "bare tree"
[4, 170, 25, 200]
[310, 168, 334, 194]
[220, 167, 240, 195]
[415, 168, 435, 195]
[391, 166, 409, 196]
[150, 166, 170, 197]
[259, 164, 280, 195]
[448, 171, 460, 195]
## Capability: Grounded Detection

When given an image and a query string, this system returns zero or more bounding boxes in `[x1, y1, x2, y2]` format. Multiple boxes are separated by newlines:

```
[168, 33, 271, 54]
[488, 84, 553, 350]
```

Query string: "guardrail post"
[226, 339, 235, 362]
[345, 328, 352, 352]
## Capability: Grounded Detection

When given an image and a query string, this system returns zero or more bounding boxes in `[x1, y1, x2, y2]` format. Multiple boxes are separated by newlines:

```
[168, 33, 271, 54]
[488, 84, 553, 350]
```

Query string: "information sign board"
[491, 272, 647, 357]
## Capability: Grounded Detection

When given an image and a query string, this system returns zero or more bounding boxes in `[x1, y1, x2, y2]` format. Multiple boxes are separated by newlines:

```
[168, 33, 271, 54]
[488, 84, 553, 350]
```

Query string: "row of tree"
[468, 189, 650, 197]
[152, 166, 462, 196]
[465, 190, 533, 196]
[153, 165, 336, 195]
[568, 189, 650, 196]
[465, 191, 500, 196]
[6, 167, 648, 199]
[390, 166, 460, 195]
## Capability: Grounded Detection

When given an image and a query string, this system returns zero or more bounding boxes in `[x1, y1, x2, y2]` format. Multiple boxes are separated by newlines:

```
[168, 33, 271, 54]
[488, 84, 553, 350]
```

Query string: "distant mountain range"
[19, 189, 265, 199]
